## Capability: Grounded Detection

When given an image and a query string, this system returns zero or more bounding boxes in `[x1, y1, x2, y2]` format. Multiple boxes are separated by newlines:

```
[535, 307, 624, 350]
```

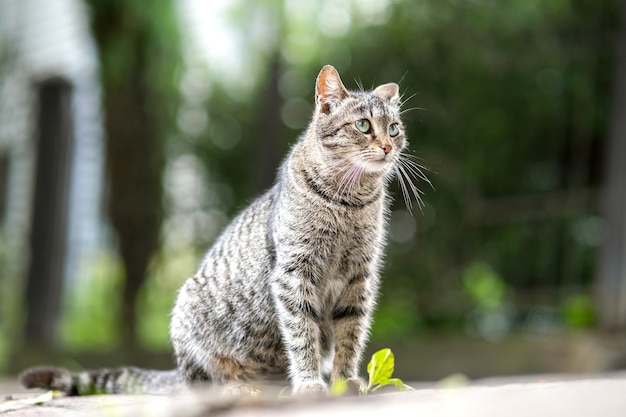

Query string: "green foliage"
[563, 294, 596, 328]
[278, 348, 411, 398]
[136, 248, 198, 350]
[463, 261, 508, 311]
[85, 0, 181, 98]
[83, 0, 183, 351]
[371, 293, 421, 340]
[0, 231, 22, 372]
[60, 254, 124, 351]
[32, 0, 618, 358]
[198, 0, 618, 336]
[366, 348, 412, 393]
[59, 248, 198, 351]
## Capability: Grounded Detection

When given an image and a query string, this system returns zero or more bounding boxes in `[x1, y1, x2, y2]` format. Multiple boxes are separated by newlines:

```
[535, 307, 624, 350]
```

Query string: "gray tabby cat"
[21, 65, 419, 396]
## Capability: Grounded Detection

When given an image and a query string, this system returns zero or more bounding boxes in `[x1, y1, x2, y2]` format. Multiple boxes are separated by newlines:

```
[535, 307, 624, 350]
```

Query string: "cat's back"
[198, 189, 276, 286]
[172, 189, 278, 330]
[170, 189, 284, 374]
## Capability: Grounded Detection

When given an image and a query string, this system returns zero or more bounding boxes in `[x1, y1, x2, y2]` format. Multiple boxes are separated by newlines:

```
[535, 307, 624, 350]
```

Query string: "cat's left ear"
[316, 65, 349, 114]
[373, 83, 400, 106]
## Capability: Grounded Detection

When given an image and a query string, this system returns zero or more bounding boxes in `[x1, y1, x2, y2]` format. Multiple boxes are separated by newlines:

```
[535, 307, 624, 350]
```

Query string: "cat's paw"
[344, 377, 367, 396]
[293, 380, 328, 397]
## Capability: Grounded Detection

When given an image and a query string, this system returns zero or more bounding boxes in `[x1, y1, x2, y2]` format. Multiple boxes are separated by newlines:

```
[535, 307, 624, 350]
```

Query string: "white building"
[0, 0, 106, 287]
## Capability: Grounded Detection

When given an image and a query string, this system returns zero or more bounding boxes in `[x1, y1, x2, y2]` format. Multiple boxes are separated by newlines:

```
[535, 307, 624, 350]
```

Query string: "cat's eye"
[388, 123, 400, 137]
[355, 119, 371, 133]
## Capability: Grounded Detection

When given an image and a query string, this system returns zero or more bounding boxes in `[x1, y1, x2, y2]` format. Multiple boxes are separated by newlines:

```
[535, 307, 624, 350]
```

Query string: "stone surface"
[1, 374, 626, 416]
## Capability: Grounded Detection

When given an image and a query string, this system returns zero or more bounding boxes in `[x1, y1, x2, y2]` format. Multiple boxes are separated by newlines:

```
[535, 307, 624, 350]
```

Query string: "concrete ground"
[2, 373, 626, 417]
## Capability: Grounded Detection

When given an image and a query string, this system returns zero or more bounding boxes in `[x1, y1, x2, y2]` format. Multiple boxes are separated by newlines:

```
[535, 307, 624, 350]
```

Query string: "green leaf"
[0, 391, 60, 412]
[330, 378, 348, 397]
[386, 378, 414, 391]
[367, 348, 395, 390]
[366, 348, 414, 394]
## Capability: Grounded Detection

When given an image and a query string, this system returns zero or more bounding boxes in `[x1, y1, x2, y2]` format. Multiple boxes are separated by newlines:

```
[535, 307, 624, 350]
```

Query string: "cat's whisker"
[396, 163, 426, 212]
[399, 151, 429, 163]
[327, 152, 359, 172]
[353, 76, 365, 93]
[21, 64, 424, 398]
[329, 159, 355, 174]
[404, 169, 427, 205]
[399, 153, 433, 177]
[327, 152, 370, 202]
[398, 70, 410, 86]
[398, 92, 416, 109]
[336, 165, 354, 196]
[339, 171, 355, 199]
[399, 106, 427, 115]
[347, 161, 366, 197]
[335, 162, 361, 200]
[400, 158, 431, 175]
[329, 161, 352, 179]
[399, 159, 429, 184]
[394, 165, 413, 213]
[347, 164, 365, 198]
[399, 156, 434, 190]
[328, 159, 357, 195]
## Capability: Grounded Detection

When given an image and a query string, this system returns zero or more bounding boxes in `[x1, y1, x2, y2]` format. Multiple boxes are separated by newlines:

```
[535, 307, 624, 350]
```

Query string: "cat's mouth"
[361, 154, 395, 173]
[375, 149, 397, 163]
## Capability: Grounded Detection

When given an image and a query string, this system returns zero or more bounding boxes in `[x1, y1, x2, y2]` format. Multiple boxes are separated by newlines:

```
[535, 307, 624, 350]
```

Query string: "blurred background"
[1, 0, 626, 383]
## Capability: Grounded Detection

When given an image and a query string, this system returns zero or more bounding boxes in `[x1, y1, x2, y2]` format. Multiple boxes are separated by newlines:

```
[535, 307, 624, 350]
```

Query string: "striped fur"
[20, 366, 181, 395]
[21, 65, 409, 396]
[170, 65, 406, 395]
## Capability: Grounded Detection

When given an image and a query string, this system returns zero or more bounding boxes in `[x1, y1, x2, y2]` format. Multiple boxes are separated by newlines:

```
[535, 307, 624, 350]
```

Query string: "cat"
[20, 64, 424, 396]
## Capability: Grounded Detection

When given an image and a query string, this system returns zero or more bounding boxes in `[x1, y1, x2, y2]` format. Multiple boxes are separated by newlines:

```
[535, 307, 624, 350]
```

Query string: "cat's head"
[312, 65, 405, 177]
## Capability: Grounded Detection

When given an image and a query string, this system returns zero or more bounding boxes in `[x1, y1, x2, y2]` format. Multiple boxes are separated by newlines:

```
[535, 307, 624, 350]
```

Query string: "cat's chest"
[315, 214, 380, 282]
[322, 275, 350, 308]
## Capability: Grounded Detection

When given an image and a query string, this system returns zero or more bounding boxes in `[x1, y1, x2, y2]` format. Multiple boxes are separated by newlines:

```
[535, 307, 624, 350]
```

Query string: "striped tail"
[19, 366, 183, 395]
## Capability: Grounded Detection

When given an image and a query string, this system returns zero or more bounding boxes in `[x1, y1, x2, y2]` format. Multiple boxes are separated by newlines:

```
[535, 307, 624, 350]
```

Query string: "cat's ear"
[373, 83, 400, 106]
[315, 65, 349, 114]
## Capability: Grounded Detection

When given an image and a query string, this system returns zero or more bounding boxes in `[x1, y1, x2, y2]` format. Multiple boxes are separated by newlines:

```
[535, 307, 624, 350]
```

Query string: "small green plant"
[0, 391, 61, 412]
[365, 348, 413, 393]
[280, 347, 412, 398]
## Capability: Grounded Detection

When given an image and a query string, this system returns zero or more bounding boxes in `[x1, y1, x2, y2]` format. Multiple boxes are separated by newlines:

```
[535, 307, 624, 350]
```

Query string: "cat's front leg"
[330, 272, 377, 395]
[270, 268, 327, 395]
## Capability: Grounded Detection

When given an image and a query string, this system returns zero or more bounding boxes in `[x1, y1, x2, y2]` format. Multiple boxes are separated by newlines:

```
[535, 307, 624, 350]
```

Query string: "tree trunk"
[24, 78, 74, 348]
[596, 0, 626, 331]
[86, 1, 178, 348]
[104, 81, 164, 349]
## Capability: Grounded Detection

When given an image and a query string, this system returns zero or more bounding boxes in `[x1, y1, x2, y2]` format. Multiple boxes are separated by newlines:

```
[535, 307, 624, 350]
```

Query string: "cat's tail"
[19, 366, 183, 395]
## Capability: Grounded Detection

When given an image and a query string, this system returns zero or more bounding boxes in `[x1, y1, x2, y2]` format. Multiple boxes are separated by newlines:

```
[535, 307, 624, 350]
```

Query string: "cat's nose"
[381, 143, 392, 154]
